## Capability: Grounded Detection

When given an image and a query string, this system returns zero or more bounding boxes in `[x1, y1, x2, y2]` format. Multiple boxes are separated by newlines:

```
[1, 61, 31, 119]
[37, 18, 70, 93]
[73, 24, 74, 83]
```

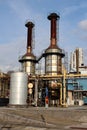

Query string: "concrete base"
[8, 104, 28, 108]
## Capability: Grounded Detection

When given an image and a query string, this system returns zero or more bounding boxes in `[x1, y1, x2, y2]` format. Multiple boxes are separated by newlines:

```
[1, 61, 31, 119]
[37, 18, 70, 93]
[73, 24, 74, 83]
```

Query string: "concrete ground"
[0, 106, 87, 130]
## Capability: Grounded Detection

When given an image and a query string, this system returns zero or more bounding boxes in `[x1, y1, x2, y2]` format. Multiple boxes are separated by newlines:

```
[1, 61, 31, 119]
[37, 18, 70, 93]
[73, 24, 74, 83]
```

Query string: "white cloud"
[0, 0, 49, 73]
[62, 5, 79, 16]
[62, 2, 87, 16]
[7, 0, 43, 23]
[78, 20, 87, 31]
[0, 37, 26, 72]
[8, 0, 31, 21]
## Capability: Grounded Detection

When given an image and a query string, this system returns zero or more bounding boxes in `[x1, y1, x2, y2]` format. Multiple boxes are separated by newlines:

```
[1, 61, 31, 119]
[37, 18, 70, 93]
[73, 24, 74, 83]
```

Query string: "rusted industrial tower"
[19, 22, 36, 75]
[44, 13, 65, 75]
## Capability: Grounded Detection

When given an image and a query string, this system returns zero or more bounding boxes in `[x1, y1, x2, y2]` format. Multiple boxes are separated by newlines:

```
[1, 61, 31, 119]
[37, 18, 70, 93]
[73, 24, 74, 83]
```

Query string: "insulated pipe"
[34, 79, 38, 107]
[48, 13, 60, 47]
[25, 22, 34, 53]
[62, 69, 67, 107]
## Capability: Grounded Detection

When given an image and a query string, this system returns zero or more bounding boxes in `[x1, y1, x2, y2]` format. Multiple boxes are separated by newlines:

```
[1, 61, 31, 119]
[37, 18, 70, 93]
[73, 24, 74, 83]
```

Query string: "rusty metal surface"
[25, 21, 34, 50]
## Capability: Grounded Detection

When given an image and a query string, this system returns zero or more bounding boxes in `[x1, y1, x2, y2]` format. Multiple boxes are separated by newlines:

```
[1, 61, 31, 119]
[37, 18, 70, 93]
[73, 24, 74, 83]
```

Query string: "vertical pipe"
[48, 13, 60, 47]
[50, 17, 57, 46]
[60, 86, 62, 105]
[34, 79, 38, 107]
[25, 22, 34, 53]
[62, 70, 67, 107]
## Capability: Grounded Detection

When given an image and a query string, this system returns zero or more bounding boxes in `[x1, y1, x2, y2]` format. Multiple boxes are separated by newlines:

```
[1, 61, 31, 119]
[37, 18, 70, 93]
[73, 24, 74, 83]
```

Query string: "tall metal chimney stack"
[19, 21, 36, 75]
[44, 13, 65, 75]
[48, 13, 60, 48]
[25, 22, 34, 53]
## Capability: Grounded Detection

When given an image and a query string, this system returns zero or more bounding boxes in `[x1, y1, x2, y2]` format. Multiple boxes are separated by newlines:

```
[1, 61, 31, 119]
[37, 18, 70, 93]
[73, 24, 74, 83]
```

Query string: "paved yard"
[0, 106, 87, 130]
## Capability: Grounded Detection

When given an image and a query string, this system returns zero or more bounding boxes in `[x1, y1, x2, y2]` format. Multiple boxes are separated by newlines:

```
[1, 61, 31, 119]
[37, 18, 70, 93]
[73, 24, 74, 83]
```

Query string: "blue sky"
[0, 0, 87, 72]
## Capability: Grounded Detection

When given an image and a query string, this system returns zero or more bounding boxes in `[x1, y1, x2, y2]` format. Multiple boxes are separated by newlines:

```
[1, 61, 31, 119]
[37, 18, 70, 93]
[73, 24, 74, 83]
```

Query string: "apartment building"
[70, 48, 84, 73]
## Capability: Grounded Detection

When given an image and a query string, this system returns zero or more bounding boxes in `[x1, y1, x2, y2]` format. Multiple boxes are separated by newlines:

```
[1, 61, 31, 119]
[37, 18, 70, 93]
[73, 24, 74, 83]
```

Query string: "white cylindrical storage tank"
[9, 72, 28, 107]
